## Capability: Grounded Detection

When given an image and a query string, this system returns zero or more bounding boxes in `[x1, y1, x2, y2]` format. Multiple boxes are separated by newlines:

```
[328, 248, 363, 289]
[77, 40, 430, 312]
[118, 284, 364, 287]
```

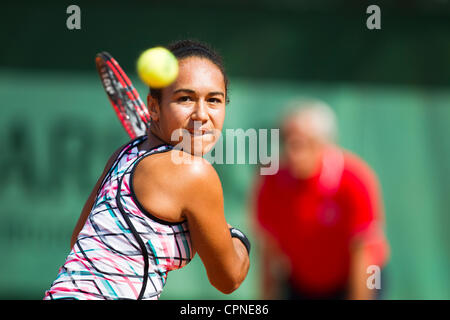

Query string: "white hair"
[282, 99, 338, 143]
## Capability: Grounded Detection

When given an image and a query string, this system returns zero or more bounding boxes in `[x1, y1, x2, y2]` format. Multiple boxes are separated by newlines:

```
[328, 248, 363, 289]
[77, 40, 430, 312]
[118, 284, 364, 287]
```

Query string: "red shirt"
[255, 148, 389, 295]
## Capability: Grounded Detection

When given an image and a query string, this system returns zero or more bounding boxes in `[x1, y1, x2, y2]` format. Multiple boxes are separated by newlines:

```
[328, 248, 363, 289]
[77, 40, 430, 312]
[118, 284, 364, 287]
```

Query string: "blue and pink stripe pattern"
[44, 136, 193, 300]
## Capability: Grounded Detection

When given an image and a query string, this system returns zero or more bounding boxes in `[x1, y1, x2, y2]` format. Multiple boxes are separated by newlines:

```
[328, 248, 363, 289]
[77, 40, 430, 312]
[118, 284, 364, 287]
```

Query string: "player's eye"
[178, 96, 193, 102]
[208, 97, 222, 104]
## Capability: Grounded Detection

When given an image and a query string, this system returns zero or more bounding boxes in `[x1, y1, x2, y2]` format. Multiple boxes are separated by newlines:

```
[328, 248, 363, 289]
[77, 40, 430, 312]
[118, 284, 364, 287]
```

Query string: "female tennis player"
[44, 40, 250, 300]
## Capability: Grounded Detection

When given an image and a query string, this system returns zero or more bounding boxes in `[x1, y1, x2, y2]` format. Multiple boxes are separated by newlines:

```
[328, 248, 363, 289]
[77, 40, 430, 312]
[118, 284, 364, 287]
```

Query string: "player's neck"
[139, 129, 168, 152]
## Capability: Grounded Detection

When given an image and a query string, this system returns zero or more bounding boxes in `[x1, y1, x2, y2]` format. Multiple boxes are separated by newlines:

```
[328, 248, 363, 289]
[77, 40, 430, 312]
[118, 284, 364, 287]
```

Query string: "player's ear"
[147, 93, 160, 122]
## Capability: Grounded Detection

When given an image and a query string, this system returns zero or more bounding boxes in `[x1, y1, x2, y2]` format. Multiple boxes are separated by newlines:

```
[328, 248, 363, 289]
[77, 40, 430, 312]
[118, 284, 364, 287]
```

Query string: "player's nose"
[191, 99, 209, 122]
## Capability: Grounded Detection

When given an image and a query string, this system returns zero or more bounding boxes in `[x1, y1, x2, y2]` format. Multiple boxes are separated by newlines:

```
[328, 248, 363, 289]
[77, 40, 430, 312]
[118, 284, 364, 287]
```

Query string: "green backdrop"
[0, 70, 449, 299]
[0, 0, 449, 300]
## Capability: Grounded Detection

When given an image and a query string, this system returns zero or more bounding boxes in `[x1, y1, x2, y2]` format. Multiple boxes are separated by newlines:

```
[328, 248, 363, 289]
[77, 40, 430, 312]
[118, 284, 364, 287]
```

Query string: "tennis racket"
[95, 51, 150, 139]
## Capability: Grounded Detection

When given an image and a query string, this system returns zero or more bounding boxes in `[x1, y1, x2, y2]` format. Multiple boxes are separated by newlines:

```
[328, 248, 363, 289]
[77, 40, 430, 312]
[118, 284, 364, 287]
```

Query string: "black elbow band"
[229, 227, 251, 255]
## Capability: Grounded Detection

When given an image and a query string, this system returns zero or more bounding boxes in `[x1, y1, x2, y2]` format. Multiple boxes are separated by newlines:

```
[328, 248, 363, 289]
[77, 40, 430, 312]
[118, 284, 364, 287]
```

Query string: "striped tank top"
[44, 136, 194, 300]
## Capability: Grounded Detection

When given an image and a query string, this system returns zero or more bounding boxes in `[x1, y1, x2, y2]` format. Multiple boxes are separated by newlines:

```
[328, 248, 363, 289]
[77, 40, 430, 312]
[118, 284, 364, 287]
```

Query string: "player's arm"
[70, 144, 125, 249]
[180, 157, 250, 294]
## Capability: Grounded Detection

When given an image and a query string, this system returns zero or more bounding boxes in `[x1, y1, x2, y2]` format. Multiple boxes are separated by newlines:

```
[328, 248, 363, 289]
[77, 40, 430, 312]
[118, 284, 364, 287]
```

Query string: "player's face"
[154, 56, 226, 156]
[283, 119, 324, 179]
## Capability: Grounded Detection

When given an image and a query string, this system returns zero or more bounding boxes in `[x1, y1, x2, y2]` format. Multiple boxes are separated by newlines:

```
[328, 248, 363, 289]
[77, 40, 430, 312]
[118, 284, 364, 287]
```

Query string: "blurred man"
[253, 100, 389, 300]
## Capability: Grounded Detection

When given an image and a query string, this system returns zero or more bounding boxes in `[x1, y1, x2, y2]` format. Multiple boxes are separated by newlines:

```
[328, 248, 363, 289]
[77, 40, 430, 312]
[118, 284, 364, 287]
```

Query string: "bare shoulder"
[139, 149, 221, 188]
[134, 149, 223, 221]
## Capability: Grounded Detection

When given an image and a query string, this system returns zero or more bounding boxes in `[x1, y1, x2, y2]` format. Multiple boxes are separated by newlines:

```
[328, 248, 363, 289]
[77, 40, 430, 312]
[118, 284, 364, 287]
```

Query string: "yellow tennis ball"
[137, 47, 179, 88]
